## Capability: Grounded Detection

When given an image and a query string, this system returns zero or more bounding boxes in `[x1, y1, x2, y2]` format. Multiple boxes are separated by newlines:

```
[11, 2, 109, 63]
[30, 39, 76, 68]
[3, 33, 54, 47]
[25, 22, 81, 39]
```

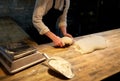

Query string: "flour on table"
[73, 35, 108, 54]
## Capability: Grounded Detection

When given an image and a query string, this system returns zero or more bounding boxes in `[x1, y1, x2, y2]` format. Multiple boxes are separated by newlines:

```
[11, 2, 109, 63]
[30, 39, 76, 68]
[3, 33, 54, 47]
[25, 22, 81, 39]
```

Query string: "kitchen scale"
[0, 17, 46, 74]
[0, 41, 46, 74]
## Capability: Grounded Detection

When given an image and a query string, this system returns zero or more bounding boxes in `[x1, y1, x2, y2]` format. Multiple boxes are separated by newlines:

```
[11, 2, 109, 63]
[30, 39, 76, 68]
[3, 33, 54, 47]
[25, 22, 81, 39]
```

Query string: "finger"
[64, 34, 73, 38]
[59, 42, 64, 47]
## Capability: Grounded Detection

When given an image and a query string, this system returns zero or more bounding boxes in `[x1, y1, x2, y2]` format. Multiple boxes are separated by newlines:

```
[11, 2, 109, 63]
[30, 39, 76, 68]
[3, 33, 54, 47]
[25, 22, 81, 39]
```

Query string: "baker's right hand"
[52, 36, 65, 47]
[45, 31, 65, 47]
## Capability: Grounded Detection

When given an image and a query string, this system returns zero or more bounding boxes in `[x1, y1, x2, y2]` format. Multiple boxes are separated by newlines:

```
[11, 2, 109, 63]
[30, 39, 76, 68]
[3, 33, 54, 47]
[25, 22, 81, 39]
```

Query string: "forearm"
[45, 31, 58, 41]
[60, 26, 73, 38]
[45, 31, 65, 47]
[60, 26, 67, 35]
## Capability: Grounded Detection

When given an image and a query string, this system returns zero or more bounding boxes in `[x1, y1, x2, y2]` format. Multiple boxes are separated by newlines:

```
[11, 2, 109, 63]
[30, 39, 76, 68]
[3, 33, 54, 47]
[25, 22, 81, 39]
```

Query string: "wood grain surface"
[0, 17, 120, 81]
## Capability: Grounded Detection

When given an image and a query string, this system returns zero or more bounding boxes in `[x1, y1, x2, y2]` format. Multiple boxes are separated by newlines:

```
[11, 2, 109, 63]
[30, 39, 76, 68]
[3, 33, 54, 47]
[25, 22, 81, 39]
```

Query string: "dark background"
[67, 0, 120, 37]
[0, 0, 120, 37]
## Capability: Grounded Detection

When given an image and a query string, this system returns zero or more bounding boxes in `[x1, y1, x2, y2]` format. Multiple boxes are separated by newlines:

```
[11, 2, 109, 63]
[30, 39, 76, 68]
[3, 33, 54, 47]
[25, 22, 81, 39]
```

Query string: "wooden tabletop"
[0, 27, 120, 81]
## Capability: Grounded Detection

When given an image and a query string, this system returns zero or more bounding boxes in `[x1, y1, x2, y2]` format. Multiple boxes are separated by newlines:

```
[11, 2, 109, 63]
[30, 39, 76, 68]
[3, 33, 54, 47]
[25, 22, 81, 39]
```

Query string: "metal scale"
[0, 17, 46, 74]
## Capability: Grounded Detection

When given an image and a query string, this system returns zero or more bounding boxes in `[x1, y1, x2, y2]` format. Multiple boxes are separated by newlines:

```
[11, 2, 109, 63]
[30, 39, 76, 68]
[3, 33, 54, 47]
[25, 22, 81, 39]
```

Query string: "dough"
[74, 35, 107, 54]
[48, 56, 74, 78]
[61, 37, 73, 46]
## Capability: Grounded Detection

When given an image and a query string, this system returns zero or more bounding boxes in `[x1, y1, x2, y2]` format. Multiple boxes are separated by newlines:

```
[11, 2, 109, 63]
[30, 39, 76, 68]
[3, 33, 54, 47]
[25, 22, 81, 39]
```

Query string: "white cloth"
[74, 35, 108, 54]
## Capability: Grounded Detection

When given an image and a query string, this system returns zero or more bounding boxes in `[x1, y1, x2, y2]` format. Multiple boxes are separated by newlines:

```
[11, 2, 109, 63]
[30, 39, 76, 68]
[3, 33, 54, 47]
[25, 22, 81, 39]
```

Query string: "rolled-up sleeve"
[58, 14, 67, 28]
[58, 0, 70, 28]
[32, 0, 50, 35]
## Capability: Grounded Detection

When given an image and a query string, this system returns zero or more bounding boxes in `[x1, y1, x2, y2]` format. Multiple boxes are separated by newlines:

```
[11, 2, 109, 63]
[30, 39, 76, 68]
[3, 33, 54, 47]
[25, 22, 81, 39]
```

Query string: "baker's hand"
[52, 36, 65, 47]
[45, 31, 65, 47]
[63, 33, 73, 38]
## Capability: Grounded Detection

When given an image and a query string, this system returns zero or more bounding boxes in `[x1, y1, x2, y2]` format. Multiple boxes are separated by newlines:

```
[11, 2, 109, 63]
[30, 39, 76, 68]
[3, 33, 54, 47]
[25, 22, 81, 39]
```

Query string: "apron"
[38, 0, 65, 44]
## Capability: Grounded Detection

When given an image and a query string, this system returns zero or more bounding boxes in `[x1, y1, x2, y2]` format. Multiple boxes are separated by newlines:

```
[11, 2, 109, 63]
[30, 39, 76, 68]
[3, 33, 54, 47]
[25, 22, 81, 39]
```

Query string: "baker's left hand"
[64, 33, 73, 38]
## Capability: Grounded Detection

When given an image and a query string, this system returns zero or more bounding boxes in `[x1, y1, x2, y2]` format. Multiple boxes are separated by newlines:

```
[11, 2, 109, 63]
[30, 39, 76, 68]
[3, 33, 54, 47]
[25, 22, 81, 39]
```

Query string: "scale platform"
[0, 17, 46, 74]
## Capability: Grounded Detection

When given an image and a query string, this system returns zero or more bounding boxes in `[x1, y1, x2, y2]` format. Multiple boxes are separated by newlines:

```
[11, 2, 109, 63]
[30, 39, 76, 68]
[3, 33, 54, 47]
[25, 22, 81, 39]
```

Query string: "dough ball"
[61, 37, 73, 46]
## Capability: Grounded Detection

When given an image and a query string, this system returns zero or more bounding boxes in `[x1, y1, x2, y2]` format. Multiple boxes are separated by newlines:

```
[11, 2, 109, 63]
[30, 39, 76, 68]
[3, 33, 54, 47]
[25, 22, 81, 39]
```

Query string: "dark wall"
[98, 0, 120, 27]
[0, 0, 120, 38]
[68, 0, 120, 36]
[0, 0, 35, 30]
[0, 0, 10, 16]
[0, 0, 38, 43]
[9, 0, 35, 30]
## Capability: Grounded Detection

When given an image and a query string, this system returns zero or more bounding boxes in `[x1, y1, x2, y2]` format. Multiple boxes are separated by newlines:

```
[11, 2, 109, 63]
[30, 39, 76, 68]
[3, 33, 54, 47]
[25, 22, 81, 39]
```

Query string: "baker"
[32, 0, 73, 47]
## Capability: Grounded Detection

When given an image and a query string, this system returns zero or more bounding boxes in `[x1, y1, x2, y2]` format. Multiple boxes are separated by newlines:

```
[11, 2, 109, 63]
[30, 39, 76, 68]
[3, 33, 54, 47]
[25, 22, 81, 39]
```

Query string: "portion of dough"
[48, 56, 74, 78]
[74, 35, 107, 54]
[61, 37, 73, 46]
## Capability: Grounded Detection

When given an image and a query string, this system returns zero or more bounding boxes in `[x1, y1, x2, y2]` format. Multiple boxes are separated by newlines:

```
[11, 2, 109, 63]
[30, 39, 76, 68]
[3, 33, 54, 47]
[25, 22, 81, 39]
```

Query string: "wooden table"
[0, 21, 120, 81]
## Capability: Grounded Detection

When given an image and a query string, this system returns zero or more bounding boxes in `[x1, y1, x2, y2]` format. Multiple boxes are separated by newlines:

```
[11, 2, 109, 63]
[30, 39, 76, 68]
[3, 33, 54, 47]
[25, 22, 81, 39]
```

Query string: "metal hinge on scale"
[0, 41, 46, 74]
